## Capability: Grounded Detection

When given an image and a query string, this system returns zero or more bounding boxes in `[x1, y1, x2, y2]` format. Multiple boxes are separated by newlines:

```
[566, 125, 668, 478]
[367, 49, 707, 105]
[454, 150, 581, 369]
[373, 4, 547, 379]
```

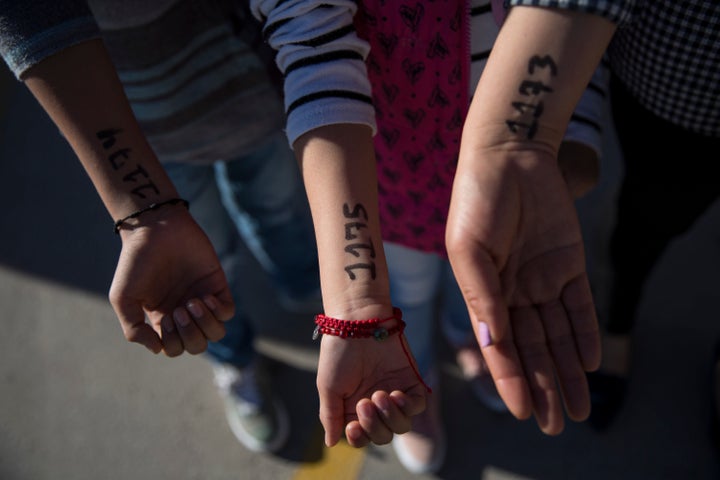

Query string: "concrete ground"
[2, 66, 720, 480]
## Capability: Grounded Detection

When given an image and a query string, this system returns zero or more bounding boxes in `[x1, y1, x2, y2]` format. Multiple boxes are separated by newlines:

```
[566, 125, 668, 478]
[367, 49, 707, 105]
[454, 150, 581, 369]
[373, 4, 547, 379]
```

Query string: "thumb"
[318, 387, 347, 447]
[111, 296, 162, 354]
[202, 290, 235, 322]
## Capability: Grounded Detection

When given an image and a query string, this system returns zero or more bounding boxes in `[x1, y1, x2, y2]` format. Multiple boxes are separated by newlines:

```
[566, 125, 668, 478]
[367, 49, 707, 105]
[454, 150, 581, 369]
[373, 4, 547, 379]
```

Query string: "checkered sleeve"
[507, 0, 638, 25]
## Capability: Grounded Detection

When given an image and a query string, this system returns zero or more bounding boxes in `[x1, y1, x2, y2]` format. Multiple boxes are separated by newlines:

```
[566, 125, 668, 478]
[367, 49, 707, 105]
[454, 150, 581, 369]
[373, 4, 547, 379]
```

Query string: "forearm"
[294, 124, 392, 320]
[22, 39, 180, 223]
[253, 1, 389, 318]
[464, 7, 616, 154]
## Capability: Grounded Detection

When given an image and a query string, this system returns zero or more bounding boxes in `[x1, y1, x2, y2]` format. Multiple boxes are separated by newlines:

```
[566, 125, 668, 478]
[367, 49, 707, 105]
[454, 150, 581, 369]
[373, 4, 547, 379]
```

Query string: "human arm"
[17, 38, 234, 355]
[251, 0, 428, 447]
[489, 0, 609, 199]
[446, 5, 618, 434]
[296, 124, 427, 448]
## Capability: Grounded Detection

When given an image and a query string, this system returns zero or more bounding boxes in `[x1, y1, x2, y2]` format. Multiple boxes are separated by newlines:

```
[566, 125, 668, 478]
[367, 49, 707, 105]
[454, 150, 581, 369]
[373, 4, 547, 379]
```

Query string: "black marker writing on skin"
[505, 54, 558, 140]
[342, 203, 376, 280]
[97, 128, 159, 198]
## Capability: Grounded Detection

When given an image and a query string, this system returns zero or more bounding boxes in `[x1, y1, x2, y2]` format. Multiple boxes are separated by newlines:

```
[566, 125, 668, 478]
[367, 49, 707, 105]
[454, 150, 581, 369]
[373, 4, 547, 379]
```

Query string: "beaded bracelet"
[313, 307, 431, 392]
[313, 307, 405, 341]
[113, 198, 189, 234]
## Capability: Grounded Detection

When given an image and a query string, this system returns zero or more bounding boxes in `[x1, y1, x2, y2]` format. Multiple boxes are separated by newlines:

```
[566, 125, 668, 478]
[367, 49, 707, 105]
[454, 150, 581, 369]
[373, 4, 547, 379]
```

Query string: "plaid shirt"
[510, 0, 720, 137]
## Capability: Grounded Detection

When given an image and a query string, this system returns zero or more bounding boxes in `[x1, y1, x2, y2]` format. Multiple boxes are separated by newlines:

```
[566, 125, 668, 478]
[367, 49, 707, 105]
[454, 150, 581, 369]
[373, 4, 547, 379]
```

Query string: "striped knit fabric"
[0, 0, 288, 165]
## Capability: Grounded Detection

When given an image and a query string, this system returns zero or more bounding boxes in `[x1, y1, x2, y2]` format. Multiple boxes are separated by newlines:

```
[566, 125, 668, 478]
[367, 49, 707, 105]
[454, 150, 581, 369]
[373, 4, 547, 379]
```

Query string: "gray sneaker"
[212, 361, 290, 453]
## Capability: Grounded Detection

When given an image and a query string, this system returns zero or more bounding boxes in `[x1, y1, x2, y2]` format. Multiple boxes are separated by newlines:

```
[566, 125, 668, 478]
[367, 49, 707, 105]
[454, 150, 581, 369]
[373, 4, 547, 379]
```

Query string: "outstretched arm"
[295, 124, 427, 448]
[446, 6, 616, 434]
[21, 39, 235, 355]
[251, 0, 429, 447]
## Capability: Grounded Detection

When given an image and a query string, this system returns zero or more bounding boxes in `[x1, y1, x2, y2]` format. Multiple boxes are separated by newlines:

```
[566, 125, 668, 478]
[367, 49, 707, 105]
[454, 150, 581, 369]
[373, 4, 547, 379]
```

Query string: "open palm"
[446, 146, 600, 435]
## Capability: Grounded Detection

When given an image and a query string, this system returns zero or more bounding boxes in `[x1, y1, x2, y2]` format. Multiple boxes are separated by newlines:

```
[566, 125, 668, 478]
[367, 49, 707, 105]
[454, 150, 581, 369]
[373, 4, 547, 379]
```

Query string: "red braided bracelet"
[313, 307, 431, 393]
[313, 307, 405, 341]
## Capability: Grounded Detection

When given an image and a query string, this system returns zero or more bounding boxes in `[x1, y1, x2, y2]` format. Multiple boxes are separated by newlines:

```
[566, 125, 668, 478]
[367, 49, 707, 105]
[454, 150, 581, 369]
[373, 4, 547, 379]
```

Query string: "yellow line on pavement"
[293, 434, 366, 480]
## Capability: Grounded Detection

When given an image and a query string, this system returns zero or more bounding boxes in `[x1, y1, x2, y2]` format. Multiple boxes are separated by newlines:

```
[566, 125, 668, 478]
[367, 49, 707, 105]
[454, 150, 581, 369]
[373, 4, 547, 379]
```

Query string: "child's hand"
[316, 334, 428, 447]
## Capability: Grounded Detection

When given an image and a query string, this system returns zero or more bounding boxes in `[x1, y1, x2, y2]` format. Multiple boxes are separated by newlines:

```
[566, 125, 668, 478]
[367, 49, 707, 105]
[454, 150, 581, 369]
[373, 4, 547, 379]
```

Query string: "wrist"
[113, 197, 189, 234]
[320, 292, 394, 321]
[319, 257, 392, 319]
[115, 197, 192, 238]
[313, 307, 404, 340]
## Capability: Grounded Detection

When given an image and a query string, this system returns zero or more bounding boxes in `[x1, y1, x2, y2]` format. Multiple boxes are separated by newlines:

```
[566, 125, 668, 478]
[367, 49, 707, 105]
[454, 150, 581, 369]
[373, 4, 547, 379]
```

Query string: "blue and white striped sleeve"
[250, 0, 375, 146]
[0, 0, 100, 79]
[564, 59, 610, 157]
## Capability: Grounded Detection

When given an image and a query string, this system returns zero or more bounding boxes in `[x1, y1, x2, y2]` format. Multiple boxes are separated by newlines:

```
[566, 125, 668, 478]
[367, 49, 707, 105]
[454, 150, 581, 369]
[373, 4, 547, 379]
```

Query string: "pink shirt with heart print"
[356, 1, 471, 256]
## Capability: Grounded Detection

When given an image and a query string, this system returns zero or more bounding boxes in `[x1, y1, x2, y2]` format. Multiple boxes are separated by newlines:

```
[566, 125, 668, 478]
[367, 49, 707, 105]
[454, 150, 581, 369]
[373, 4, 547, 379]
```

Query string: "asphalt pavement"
[2, 65, 720, 480]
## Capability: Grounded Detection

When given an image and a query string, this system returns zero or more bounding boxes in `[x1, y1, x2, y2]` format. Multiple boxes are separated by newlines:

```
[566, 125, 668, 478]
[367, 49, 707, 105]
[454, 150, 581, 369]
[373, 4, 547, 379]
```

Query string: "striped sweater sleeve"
[563, 59, 609, 157]
[0, 0, 101, 79]
[250, 0, 375, 146]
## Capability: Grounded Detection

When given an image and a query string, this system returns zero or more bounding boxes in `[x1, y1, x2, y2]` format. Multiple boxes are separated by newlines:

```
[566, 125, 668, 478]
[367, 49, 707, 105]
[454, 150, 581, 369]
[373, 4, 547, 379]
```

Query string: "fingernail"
[390, 392, 406, 409]
[203, 295, 218, 310]
[376, 395, 391, 415]
[479, 322, 492, 347]
[186, 301, 203, 318]
[174, 308, 191, 327]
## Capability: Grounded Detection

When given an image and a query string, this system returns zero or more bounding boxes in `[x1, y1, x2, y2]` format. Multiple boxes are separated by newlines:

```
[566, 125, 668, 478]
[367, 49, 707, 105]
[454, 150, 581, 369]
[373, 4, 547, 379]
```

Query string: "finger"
[540, 299, 591, 422]
[389, 387, 427, 418]
[317, 388, 347, 447]
[112, 299, 162, 354]
[186, 298, 226, 342]
[160, 314, 184, 357]
[371, 391, 411, 435]
[203, 292, 235, 323]
[356, 398, 393, 445]
[513, 306, 565, 435]
[448, 245, 532, 419]
[475, 311, 533, 421]
[173, 307, 208, 355]
[345, 420, 371, 448]
[563, 275, 601, 371]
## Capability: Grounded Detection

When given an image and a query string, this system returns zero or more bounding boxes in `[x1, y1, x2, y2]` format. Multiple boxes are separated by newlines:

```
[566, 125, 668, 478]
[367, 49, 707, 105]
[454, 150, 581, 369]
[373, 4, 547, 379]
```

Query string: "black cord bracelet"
[113, 198, 190, 234]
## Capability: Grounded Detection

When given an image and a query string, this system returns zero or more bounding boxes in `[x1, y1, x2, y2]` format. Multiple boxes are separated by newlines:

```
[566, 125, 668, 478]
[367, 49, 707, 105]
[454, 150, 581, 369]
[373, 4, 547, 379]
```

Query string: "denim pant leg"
[438, 260, 474, 349]
[215, 133, 320, 299]
[384, 242, 442, 382]
[164, 161, 255, 368]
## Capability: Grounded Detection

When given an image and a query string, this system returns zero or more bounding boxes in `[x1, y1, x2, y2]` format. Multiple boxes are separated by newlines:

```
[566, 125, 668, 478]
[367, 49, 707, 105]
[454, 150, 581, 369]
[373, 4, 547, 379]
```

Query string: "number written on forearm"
[342, 203, 376, 280]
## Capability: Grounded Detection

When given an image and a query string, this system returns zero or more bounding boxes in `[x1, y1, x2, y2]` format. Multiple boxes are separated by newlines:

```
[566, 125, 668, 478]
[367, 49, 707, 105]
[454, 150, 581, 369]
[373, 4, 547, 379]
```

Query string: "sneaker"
[212, 361, 290, 453]
[391, 374, 446, 474]
[456, 345, 508, 413]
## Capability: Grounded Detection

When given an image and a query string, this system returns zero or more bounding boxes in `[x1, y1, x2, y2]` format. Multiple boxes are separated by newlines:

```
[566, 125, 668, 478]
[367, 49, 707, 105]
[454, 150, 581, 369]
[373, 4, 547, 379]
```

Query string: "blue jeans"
[164, 133, 319, 367]
[384, 242, 473, 382]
